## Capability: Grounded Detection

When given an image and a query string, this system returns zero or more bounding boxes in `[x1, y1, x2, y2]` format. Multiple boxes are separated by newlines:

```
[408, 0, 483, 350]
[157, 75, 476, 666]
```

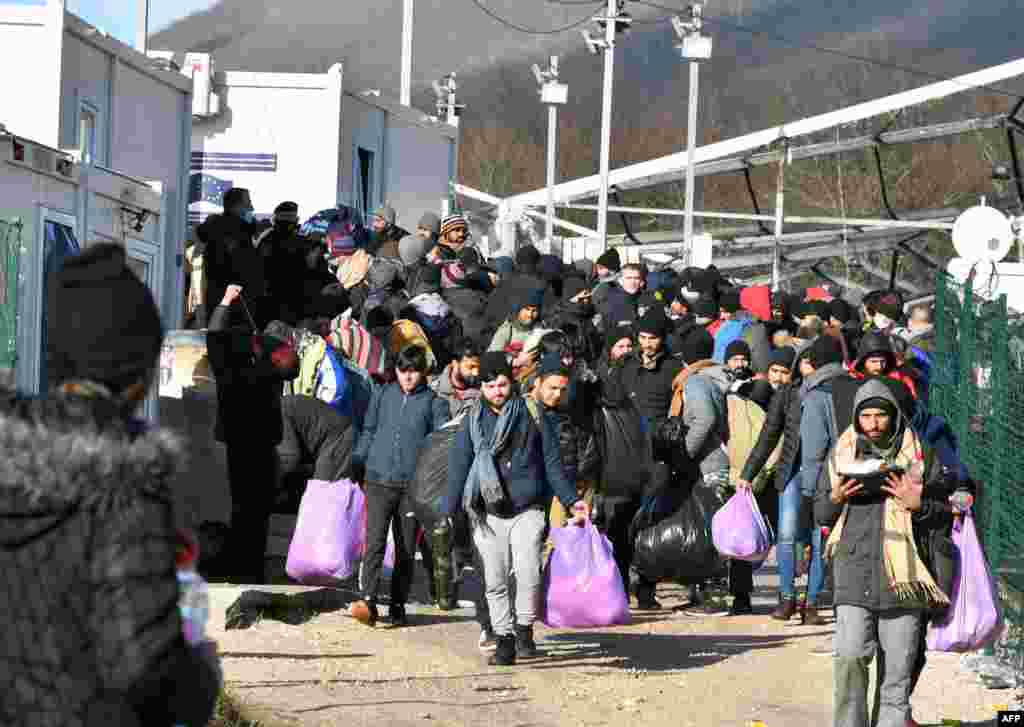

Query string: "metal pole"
[771, 150, 787, 290]
[400, 0, 414, 107]
[683, 59, 700, 265]
[546, 103, 558, 247]
[596, 0, 617, 252]
[136, 0, 149, 54]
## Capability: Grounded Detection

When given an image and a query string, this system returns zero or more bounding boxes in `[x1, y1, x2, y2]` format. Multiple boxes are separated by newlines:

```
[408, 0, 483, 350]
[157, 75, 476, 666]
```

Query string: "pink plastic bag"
[286, 479, 366, 585]
[384, 528, 396, 572]
[927, 510, 1003, 652]
[543, 521, 631, 628]
[712, 489, 773, 561]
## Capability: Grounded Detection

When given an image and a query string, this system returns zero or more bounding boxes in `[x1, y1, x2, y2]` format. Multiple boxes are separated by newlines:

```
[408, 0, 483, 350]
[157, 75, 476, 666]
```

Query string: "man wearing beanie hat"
[765, 346, 796, 389]
[433, 213, 469, 261]
[259, 201, 319, 324]
[603, 307, 683, 610]
[514, 244, 542, 274]
[594, 248, 621, 278]
[206, 285, 301, 582]
[723, 339, 751, 372]
[484, 248, 557, 342]
[692, 296, 719, 328]
[1, 241, 222, 727]
[488, 287, 544, 363]
[417, 211, 441, 243]
[444, 349, 586, 665]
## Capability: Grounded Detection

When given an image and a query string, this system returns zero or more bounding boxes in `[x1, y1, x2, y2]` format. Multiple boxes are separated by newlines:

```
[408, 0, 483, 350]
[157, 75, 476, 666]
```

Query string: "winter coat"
[353, 382, 449, 486]
[741, 380, 803, 492]
[813, 380, 955, 611]
[797, 362, 847, 497]
[539, 402, 600, 484]
[195, 213, 265, 311]
[682, 364, 732, 477]
[430, 363, 481, 420]
[484, 271, 557, 329]
[206, 306, 286, 445]
[443, 400, 580, 516]
[595, 284, 643, 331]
[488, 319, 537, 354]
[0, 391, 219, 727]
[278, 395, 354, 481]
[605, 352, 684, 431]
[667, 317, 715, 365]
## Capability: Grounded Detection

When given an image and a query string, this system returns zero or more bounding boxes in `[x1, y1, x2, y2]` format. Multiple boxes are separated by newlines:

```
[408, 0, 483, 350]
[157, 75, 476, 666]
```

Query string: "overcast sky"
[10, 0, 216, 46]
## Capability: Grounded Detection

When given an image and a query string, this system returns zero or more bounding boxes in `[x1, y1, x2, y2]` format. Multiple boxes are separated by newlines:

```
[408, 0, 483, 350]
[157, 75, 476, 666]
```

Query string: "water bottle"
[176, 530, 209, 646]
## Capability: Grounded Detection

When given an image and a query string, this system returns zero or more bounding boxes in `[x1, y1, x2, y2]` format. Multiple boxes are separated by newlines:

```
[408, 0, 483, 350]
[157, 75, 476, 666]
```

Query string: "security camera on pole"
[672, 4, 712, 267]
[582, 0, 631, 253]
[433, 73, 465, 217]
[533, 56, 568, 253]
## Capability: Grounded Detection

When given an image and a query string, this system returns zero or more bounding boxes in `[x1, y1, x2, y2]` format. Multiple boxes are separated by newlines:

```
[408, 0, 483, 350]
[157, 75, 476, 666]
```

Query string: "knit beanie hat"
[518, 287, 545, 313]
[693, 296, 719, 320]
[515, 244, 541, 270]
[767, 345, 796, 371]
[46, 243, 164, 393]
[479, 350, 513, 383]
[273, 201, 299, 225]
[678, 329, 714, 365]
[828, 298, 855, 324]
[399, 235, 428, 266]
[801, 335, 845, 368]
[440, 214, 468, 238]
[724, 339, 751, 362]
[417, 212, 441, 235]
[636, 308, 670, 338]
[595, 248, 621, 273]
[719, 289, 742, 314]
[605, 325, 634, 352]
[537, 352, 568, 379]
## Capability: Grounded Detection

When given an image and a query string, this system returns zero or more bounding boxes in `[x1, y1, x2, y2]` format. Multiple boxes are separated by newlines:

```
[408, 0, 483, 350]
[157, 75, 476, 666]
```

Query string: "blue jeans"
[777, 475, 826, 604]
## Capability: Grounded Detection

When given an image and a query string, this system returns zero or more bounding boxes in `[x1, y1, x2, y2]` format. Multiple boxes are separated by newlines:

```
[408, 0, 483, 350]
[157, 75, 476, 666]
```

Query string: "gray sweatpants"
[472, 508, 546, 637]
[834, 605, 922, 727]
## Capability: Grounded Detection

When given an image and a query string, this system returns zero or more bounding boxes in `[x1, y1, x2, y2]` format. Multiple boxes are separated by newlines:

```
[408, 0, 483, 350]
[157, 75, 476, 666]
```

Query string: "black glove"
[798, 495, 815, 533]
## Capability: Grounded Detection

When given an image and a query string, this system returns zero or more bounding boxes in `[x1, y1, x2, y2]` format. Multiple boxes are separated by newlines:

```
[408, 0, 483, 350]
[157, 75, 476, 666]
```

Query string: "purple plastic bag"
[384, 529, 396, 572]
[712, 489, 772, 561]
[543, 521, 631, 629]
[286, 479, 367, 586]
[927, 510, 1003, 653]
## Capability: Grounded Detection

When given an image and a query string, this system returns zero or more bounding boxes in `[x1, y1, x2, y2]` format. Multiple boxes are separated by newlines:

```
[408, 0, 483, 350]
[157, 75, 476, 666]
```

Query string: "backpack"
[328, 314, 389, 379]
[726, 394, 781, 493]
[313, 345, 352, 416]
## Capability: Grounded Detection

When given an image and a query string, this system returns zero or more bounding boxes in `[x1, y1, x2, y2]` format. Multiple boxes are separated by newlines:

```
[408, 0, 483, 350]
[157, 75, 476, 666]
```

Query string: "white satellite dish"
[951, 205, 1014, 263]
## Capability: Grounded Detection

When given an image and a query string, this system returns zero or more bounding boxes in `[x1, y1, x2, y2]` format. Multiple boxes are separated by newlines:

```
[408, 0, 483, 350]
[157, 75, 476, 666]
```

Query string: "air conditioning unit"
[183, 52, 220, 118]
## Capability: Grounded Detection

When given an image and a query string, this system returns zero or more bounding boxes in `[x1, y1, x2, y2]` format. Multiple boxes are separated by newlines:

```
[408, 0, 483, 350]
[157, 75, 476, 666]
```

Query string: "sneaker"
[478, 628, 498, 652]
[515, 625, 540, 659]
[350, 599, 378, 627]
[728, 595, 753, 616]
[388, 604, 408, 627]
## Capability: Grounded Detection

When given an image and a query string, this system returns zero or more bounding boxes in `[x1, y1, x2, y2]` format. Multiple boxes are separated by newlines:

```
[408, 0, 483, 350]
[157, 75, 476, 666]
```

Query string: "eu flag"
[188, 173, 234, 206]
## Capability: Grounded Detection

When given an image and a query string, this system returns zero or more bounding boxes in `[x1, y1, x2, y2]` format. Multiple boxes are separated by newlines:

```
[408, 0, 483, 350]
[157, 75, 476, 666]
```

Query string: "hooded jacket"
[797, 362, 848, 497]
[0, 391, 219, 727]
[813, 379, 954, 611]
[430, 362, 482, 420]
[682, 364, 732, 477]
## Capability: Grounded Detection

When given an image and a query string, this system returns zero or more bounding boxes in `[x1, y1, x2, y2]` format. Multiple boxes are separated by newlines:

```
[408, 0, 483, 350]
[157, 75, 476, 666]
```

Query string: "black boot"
[515, 624, 540, 658]
[488, 634, 517, 666]
[388, 603, 408, 627]
[771, 596, 797, 621]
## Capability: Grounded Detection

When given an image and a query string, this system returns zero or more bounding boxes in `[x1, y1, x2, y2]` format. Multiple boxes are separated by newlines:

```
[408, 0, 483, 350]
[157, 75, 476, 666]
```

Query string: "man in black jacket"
[0, 243, 220, 727]
[278, 395, 355, 484]
[207, 285, 300, 583]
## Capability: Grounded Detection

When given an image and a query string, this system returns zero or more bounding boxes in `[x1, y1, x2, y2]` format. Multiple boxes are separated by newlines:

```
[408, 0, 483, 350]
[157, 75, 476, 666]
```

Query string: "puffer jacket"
[741, 379, 802, 492]
[682, 364, 732, 477]
[0, 390, 219, 727]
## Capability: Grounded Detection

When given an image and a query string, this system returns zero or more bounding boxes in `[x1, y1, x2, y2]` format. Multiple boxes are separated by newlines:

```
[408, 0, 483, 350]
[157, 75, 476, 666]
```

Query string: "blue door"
[39, 220, 80, 391]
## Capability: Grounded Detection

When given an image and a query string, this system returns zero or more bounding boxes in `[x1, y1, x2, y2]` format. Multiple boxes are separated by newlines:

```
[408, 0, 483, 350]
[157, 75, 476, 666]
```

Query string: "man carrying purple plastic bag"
[443, 351, 588, 666]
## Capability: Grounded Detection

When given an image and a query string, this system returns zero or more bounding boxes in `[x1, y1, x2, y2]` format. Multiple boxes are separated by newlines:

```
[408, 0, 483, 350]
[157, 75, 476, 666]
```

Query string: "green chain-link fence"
[931, 270, 1024, 683]
[0, 218, 21, 387]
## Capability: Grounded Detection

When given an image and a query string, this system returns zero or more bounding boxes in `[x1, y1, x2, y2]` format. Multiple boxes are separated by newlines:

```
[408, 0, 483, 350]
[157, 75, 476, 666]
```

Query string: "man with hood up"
[814, 379, 954, 727]
[483, 244, 557, 330]
[0, 243, 221, 727]
[488, 287, 544, 366]
[367, 205, 408, 259]
[850, 331, 918, 404]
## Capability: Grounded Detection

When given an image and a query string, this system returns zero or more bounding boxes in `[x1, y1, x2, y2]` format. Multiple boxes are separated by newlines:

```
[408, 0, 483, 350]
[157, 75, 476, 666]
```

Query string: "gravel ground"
[210, 560, 1018, 727]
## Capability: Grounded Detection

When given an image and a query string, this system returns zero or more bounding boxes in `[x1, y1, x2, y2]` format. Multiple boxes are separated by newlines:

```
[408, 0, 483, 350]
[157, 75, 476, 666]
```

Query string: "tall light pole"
[582, 1, 631, 253]
[533, 56, 568, 251]
[136, 0, 149, 53]
[672, 4, 712, 266]
[434, 73, 464, 213]
[400, 0, 414, 107]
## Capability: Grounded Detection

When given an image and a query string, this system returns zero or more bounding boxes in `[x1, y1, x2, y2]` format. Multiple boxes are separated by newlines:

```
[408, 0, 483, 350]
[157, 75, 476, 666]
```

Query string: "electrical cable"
[632, 0, 1024, 101]
[467, 0, 603, 35]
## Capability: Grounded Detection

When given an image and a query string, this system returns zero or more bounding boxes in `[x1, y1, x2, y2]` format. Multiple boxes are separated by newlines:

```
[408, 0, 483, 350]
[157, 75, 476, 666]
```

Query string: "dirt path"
[212, 576, 1014, 727]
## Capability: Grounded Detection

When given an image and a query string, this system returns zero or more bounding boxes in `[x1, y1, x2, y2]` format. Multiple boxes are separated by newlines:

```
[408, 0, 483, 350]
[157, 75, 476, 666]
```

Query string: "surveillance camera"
[532, 64, 545, 85]
[581, 29, 602, 55]
[671, 15, 688, 39]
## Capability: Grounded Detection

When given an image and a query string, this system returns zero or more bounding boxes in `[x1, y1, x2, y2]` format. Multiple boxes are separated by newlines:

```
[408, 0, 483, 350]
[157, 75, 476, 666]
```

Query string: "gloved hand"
[798, 495, 815, 533]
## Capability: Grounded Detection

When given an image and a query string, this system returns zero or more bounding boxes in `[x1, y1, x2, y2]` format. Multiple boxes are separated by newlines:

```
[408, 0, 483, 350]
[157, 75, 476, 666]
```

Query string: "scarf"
[449, 366, 479, 402]
[463, 397, 525, 526]
[824, 425, 949, 609]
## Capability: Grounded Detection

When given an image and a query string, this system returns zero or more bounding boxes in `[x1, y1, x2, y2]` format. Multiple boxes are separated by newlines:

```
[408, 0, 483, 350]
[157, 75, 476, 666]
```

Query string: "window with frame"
[78, 103, 97, 163]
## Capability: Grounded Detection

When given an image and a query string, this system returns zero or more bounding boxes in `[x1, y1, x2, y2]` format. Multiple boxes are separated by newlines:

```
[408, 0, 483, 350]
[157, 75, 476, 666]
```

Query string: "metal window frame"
[78, 98, 101, 165]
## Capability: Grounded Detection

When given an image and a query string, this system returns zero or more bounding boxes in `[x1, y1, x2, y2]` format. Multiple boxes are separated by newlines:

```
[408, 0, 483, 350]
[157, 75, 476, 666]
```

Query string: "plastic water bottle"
[176, 530, 209, 646]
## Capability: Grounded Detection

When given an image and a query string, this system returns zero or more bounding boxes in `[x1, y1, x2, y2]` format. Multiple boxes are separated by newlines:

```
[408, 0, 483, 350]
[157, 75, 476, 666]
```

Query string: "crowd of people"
[0, 186, 977, 727]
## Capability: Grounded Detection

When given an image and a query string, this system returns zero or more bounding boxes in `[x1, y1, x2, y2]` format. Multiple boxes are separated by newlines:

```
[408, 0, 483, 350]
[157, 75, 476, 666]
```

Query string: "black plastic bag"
[633, 485, 727, 584]
[596, 404, 652, 498]
[410, 419, 463, 528]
